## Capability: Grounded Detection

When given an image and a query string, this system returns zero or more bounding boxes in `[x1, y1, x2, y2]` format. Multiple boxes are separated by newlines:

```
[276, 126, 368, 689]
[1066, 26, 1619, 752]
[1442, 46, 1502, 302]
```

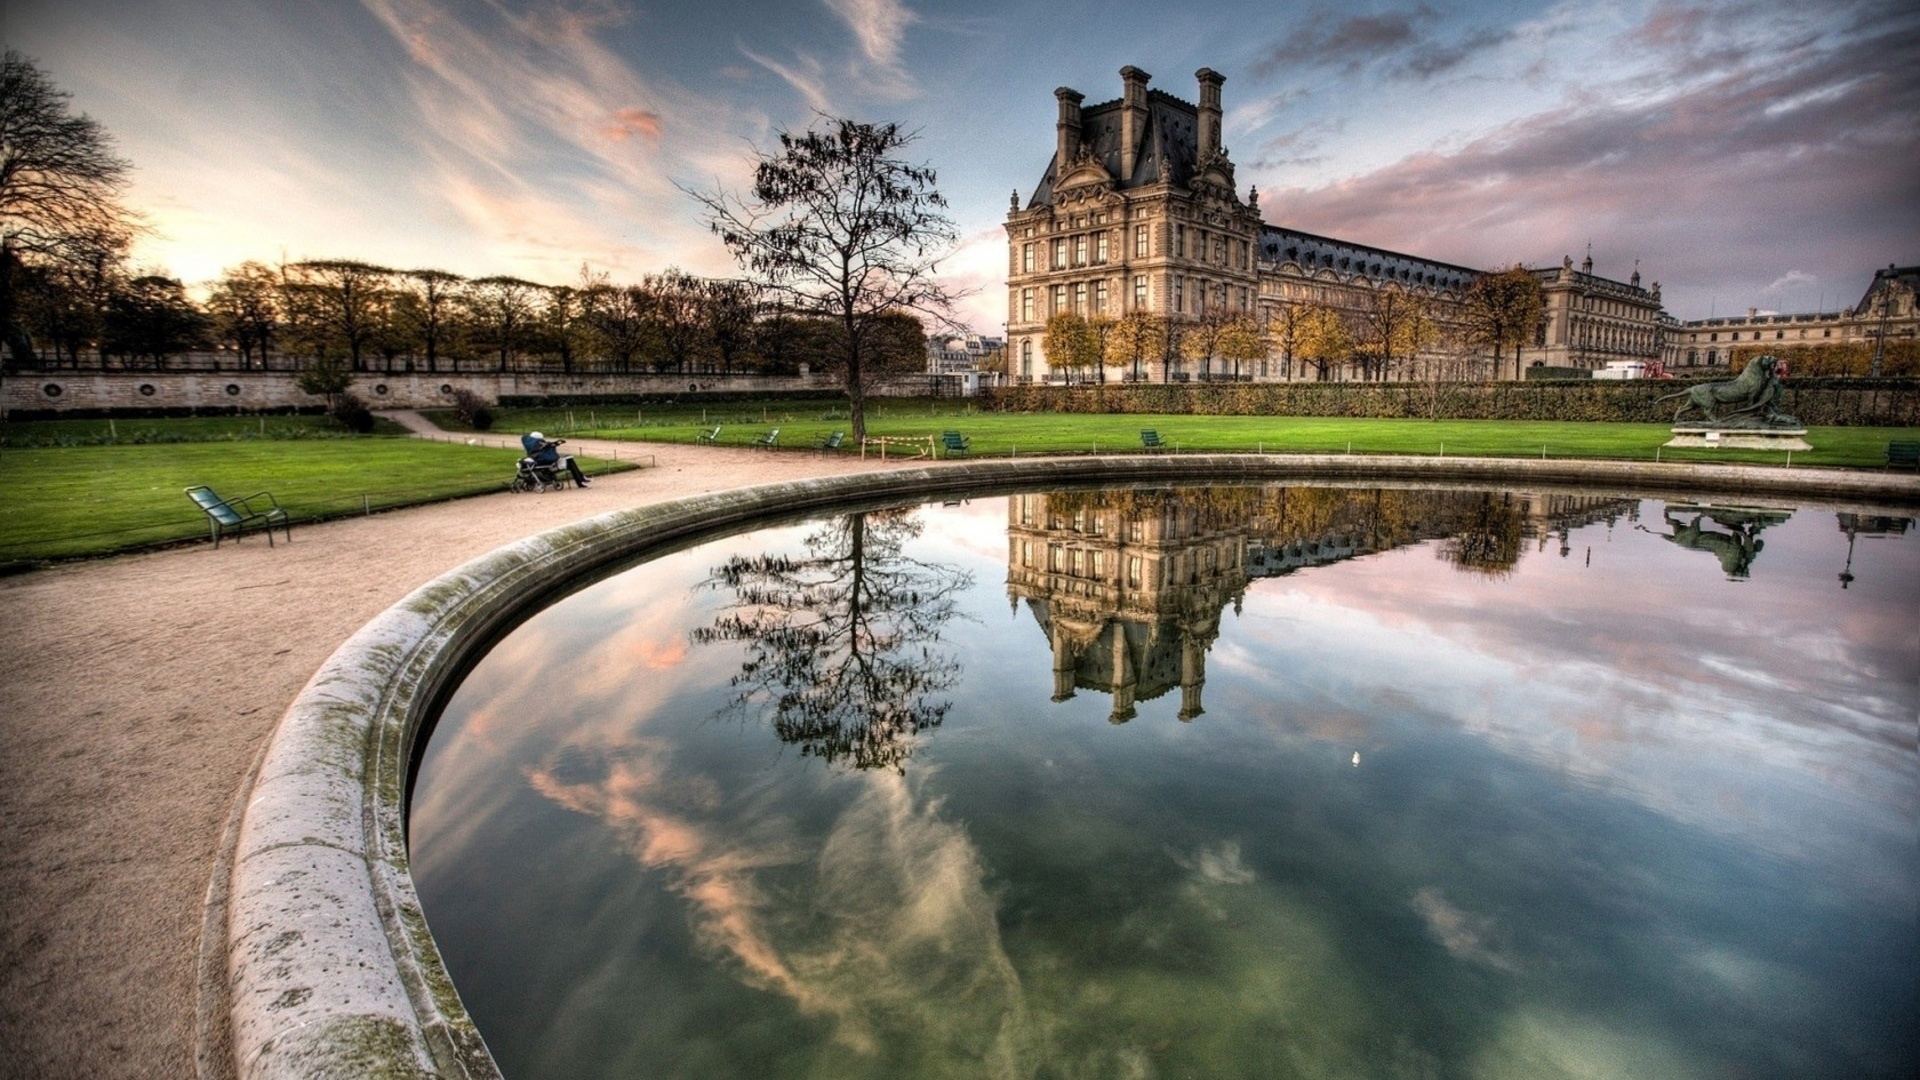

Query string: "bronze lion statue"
[1655, 354, 1796, 426]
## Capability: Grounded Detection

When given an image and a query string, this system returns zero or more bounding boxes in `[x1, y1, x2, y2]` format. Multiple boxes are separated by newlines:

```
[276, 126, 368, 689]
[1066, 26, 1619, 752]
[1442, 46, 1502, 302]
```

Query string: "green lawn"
[0, 438, 628, 563]
[459, 402, 1916, 471]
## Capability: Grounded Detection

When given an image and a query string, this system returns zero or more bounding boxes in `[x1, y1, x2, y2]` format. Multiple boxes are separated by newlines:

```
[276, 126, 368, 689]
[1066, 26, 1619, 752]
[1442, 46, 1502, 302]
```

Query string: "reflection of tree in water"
[1436, 493, 1526, 578]
[694, 509, 973, 771]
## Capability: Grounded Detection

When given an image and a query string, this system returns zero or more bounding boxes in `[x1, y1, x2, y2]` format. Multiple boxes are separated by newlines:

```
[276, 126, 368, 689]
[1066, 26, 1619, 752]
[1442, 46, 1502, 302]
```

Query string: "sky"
[9, 0, 1917, 331]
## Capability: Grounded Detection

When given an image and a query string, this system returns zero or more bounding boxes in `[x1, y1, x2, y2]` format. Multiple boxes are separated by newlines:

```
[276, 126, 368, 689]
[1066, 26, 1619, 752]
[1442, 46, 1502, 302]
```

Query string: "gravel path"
[0, 420, 911, 1079]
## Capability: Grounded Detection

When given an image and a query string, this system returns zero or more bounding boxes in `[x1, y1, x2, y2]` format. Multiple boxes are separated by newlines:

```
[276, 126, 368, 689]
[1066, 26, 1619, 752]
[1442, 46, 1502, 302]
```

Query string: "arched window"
[1020, 340, 1033, 377]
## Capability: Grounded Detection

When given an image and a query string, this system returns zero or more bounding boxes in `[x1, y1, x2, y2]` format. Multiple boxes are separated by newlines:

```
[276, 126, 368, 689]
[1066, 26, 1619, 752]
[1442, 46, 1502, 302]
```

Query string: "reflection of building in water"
[1006, 491, 1245, 723]
[1008, 488, 1637, 722]
[1515, 493, 1641, 557]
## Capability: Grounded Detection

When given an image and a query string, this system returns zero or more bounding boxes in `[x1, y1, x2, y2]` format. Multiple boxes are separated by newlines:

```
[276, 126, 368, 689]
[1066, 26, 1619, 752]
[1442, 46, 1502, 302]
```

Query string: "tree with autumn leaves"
[1460, 265, 1545, 380]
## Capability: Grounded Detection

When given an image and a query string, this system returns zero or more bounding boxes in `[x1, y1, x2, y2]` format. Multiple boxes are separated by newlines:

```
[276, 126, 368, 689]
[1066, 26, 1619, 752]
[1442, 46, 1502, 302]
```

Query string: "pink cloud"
[601, 106, 661, 143]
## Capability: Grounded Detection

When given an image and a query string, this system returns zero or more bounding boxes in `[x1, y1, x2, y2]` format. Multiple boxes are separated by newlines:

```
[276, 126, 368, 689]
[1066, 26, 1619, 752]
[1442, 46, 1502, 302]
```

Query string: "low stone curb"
[208, 455, 1919, 1078]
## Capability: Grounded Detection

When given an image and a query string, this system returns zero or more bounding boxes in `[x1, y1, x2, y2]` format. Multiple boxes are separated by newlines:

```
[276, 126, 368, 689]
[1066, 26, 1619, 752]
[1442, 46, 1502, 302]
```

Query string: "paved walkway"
[0, 421, 907, 1079]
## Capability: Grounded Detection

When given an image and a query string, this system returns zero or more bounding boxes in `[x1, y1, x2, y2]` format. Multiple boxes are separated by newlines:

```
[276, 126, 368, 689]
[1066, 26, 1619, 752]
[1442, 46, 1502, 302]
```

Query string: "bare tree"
[691, 117, 959, 440]
[1, 50, 140, 364]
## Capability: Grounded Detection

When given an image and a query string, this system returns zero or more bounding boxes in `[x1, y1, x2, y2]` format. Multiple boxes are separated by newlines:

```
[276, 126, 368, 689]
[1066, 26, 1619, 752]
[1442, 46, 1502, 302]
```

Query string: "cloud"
[1397, 25, 1515, 79]
[822, 0, 918, 71]
[354, 0, 746, 282]
[1764, 270, 1816, 293]
[1252, 9, 1920, 314]
[739, 43, 835, 114]
[600, 106, 661, 143]
[1253, 6, 1436, 78]
[743, 0, 921, 110]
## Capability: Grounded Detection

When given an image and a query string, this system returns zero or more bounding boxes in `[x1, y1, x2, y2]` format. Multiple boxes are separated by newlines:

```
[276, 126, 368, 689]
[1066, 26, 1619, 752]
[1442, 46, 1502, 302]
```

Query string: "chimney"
[1120, 66, 1150, 181]
[1196, 68, 1225, 157]
[1055, 87, 1085, 178]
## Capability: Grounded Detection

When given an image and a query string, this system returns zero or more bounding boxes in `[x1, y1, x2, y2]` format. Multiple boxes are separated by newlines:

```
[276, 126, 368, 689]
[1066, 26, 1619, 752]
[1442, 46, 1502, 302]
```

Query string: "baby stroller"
[511, 437, 571, 492]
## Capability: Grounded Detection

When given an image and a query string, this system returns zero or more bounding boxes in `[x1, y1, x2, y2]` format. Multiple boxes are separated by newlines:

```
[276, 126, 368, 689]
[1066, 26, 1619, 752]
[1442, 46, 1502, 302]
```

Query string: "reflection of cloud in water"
[1230, 518, 1918, 889]
[1175, 840, 1256, 886]
[527, 740, 806, 1006]
[1472, 1007, 1707, 1080]
[1411, 887, 1517, 973]
[529, 741, 1038, 1072]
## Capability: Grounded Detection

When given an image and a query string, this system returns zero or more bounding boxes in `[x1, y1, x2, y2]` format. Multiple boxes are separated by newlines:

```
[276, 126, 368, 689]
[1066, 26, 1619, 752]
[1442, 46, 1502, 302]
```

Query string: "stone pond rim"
[199, 454, 1920, 1079]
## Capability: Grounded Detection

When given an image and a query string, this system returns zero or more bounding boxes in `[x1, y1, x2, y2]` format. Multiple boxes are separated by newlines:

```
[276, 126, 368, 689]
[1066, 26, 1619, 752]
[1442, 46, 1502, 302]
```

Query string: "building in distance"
[1005, 66, 1669, 383]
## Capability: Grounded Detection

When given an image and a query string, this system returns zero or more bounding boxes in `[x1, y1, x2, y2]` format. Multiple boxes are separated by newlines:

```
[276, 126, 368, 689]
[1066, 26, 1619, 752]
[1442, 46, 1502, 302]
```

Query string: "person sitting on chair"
[520, 430, 590, 487]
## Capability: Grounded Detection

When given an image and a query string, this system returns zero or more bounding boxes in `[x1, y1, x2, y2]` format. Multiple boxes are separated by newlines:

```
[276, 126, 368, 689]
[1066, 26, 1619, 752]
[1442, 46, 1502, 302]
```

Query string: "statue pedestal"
[1665, 425, 1811, 451]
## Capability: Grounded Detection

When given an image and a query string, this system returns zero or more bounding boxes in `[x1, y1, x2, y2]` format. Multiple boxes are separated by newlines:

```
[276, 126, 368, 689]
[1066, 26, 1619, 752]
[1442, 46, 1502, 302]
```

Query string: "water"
[411, 485, 1919, 1079]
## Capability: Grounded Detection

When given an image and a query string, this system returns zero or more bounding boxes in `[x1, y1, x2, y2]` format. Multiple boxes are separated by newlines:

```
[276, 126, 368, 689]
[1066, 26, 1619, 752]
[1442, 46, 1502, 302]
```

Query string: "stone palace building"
[1664, 265, 1919, 369]
[1004, 66, 1669, 383]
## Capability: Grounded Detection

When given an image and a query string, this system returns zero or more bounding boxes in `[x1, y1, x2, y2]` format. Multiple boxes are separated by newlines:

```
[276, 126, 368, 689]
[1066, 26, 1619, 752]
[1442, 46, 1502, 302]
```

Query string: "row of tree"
[11, 255, 930, 377]
[1026, 266, 1546, 383]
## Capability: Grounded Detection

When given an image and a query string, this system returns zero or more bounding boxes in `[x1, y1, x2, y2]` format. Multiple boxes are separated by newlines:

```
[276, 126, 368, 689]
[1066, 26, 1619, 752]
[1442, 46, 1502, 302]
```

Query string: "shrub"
[449, 389, 494, 431]
[330, 392, 375, 433]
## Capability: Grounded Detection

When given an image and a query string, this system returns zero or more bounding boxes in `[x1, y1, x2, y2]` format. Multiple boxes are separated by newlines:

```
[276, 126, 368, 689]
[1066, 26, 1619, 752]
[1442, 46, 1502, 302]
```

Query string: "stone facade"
[1006, 67, 1264, 383]
[1664, 265, 1919, 370]
[926, 332, 1005, 375]
[1531, 252, 1672, 374]
[1007, 66, 1668, 383]
[3, 369, 965, 417]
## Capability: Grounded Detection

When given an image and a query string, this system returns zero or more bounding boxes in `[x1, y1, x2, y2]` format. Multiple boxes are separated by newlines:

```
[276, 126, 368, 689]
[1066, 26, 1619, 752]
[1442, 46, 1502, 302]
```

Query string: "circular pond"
[411, 483, 1917, 1079]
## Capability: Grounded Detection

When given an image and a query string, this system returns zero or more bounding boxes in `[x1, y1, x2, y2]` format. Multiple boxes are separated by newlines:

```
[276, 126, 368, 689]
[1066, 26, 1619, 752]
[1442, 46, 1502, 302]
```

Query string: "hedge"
[980, 377, 1919, 427]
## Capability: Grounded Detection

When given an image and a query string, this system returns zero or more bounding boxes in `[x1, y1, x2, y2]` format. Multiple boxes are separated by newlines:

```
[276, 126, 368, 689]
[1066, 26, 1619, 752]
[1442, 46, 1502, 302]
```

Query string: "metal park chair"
[185, 486, 291, 548]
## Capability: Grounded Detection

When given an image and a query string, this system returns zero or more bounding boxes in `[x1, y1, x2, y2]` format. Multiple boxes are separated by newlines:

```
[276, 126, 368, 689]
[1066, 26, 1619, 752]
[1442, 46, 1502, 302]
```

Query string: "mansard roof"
[1856, 265, 1919, 313]
[1258, 225, 1480, 289]
[1026, 89, 1202, 209]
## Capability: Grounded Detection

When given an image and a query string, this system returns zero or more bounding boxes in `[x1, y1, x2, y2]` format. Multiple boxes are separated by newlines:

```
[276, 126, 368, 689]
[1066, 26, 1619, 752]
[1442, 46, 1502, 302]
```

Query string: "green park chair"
[185, 486, 291, 548]
[941, 431, 971, 457]
[695, 425, 721, 444]
[1140, 430, 1168, 452]
[753, 428, 780, 449]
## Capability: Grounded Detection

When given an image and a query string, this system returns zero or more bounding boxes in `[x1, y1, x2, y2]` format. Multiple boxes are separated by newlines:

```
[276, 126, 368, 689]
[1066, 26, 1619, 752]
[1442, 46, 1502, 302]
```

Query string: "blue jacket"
[521, 433, 558, 464]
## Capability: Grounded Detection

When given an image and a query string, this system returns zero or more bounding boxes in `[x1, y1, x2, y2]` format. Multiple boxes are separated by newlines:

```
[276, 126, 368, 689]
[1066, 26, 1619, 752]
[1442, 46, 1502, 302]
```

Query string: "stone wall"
[3, 370, 964, 417]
